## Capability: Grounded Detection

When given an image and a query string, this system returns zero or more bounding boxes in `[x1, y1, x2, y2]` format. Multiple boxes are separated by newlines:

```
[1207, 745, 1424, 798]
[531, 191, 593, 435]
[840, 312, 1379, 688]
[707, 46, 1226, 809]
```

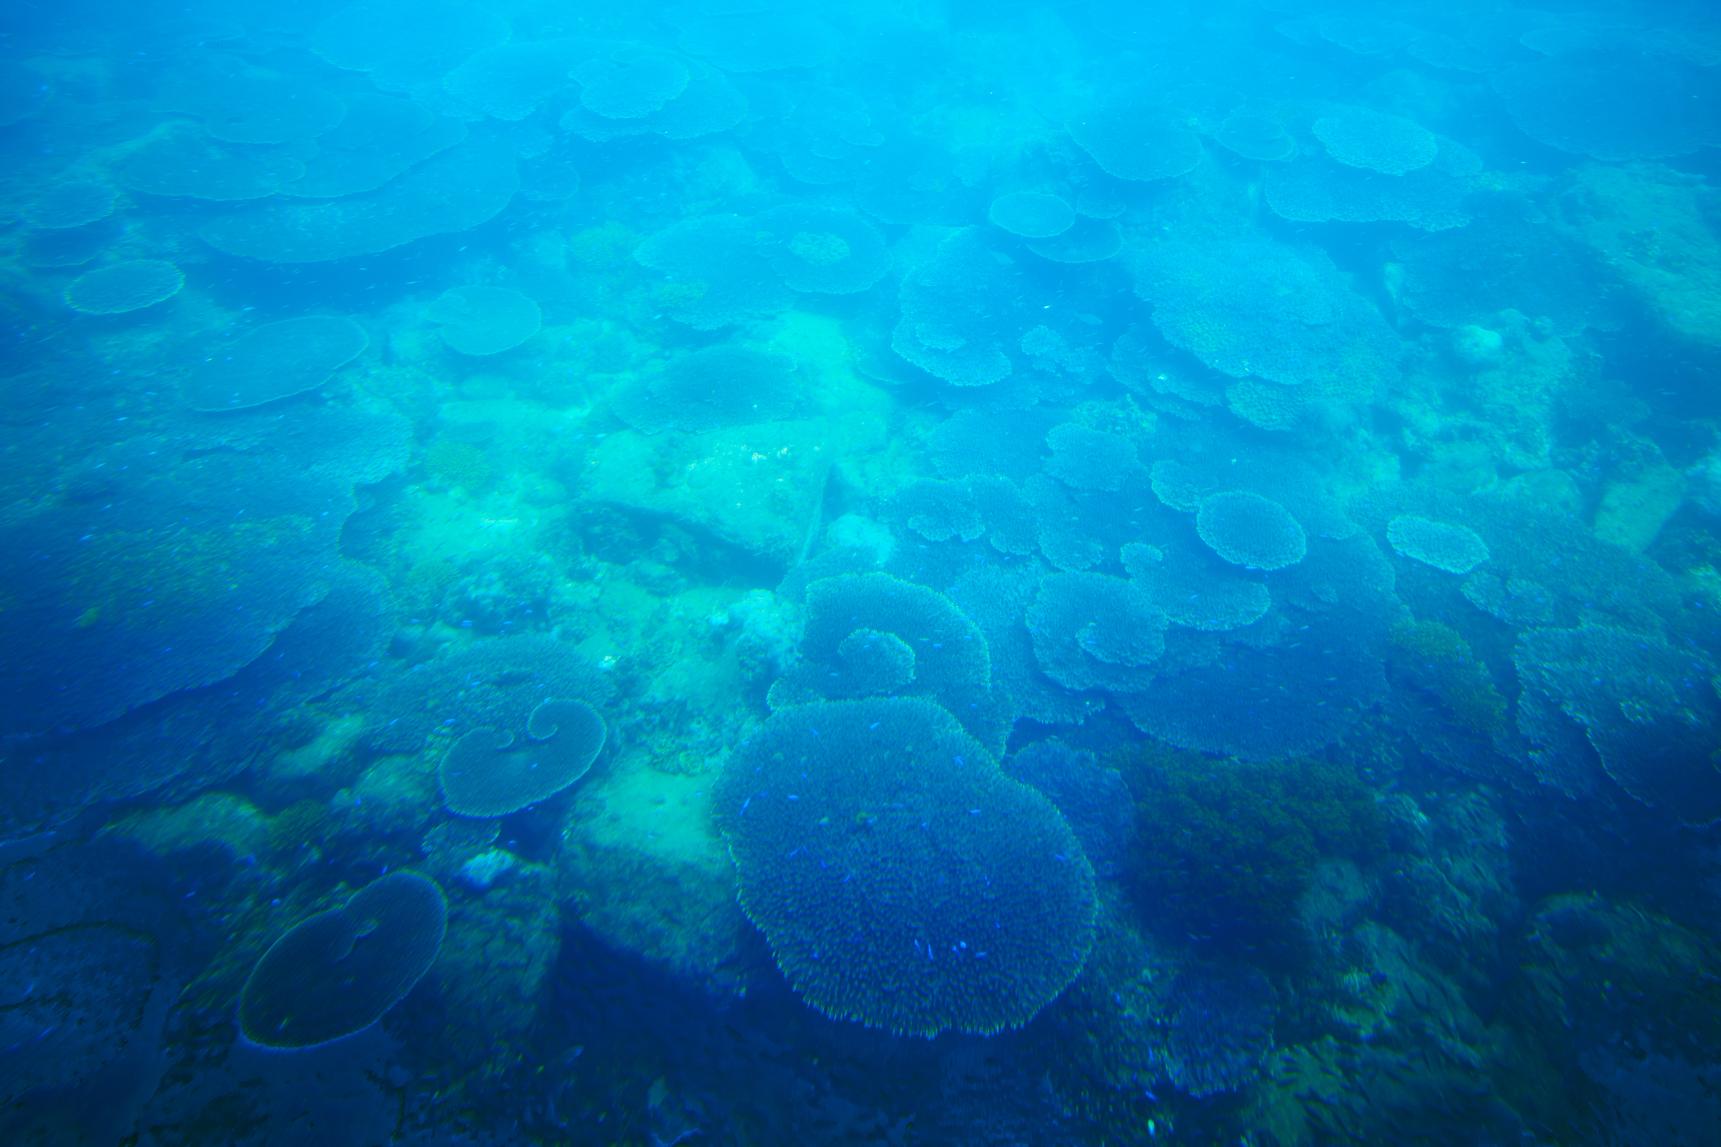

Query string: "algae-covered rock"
[582, 418, 851, 572]
[1516, 893, 1721, 1141]
[1561, 163, 1721, 348]
[103, 792, 270, 858]
[583, 316, 886, 572]
[557, 747, 750, 991]
[1593, 457, 1686, 552]
[426, 855, 561, 1077]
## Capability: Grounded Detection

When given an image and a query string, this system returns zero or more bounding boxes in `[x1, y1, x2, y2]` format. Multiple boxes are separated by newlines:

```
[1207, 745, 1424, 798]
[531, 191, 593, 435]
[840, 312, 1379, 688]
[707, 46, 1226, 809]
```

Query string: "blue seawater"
[3, 0, 1720, 1142]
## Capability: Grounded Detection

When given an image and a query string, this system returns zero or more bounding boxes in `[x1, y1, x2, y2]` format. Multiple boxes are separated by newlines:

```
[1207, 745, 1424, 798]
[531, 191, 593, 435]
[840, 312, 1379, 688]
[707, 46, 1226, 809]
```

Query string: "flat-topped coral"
[238, 871, 448, 1049]
[1515, 625, 1721, 823]
[21, 223, 115, 270]
[673, 8, 837, 73]
[1044, 422, 1140, 492]
[367, 634, 615, 757]
[987, 190, 1076, 239]
[1311, 107, 1439, 174]
[892, 475, 1037, 557]
[755, 203, 888, 295]
[426, 285, 541, 356]
[1386, 515, 1490, 574]
[1146, 447, 1352, 542]
[1069, 102, 1203, 182]
[853, 132, 979, 226]
[892, 228, 1036, 387]
[612, 344, 806, 434]
[766, 83, 882, 185]
[1120, 617, 1387, 760]
[64, 258, 183, 314]
[1494, 45, 1721, 161]
[443, 39, 583, 122]
[799, 573, 988, 692]
[182, 314, 369, 411]
[156, 53, 346, 146]
[929, 407, 1049, 480]
[1149, 459, 1205, 512]
[1027, 571, 1167, 694]
[712, 697, 1096, 1038]
[769, 573, 1001, 748]
[1196, 491, 1308, 571]
[0, 922, 163, 1103]
[1266, 139, 1480, 231]
[834, 628, 917, 694]
[191, 400, 411, 486]
[1391, 203, 1620, 335]
[1214, 110, 1296, 161]
[633, 214, 792, 329]
[0, 840, 190, 1106]
[0, 59, 47, 127]
[571, 44, 690, 119]
[1026, 217, 1123, 264]
[285, 92, 467, 200]
[1372, 482, 1686, 635]
[1131, 234, 1403, 392]
[116, 126, 306, 202]
[560, 55, 746, 142]
[1023, 475, 1114, 572]
[950, 561, 1106, 730]
[312, 0, 509, 92]
[440, 697, 606, 817]
[23, 178, 117, 230]
[1132, 546, 1273, 632]
[1312, 13, 1421, 56]
[0, 442, 363, 738]
[200, 138, 518, 263]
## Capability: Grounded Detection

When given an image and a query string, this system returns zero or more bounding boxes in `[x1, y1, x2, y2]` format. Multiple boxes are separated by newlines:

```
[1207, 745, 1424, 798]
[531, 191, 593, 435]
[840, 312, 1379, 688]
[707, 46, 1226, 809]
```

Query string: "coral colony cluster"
[3, 1, 1720, 1143]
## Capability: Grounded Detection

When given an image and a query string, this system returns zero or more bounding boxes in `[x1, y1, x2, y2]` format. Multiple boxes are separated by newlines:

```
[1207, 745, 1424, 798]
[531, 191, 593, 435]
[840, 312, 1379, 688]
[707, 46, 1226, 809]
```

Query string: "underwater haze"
[4, 0, 1721, 1142]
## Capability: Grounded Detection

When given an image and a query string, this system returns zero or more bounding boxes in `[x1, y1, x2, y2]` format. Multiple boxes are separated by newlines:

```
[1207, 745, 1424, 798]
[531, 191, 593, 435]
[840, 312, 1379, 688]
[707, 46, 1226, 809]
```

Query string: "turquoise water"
[3, 1, 1720, 1142]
